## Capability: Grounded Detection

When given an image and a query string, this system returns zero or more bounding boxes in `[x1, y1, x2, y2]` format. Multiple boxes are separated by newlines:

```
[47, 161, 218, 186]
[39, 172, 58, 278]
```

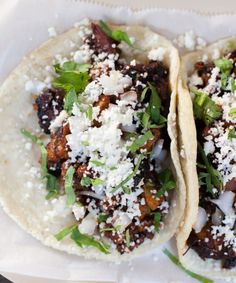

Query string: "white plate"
[0, 1, 235, 282]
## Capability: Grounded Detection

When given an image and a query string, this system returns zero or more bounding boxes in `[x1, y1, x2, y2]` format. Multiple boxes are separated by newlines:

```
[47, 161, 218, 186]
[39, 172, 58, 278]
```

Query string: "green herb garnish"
[229, 107, 236, 119]
[21, 128, 60, 199]
[71, 227, 110, 254]
[55, 224, 77, 241]
[198, 142, 223, 194]
[97, 213, 109, 223]
[64, 166, 76, 206]
[163, 248, 213, 283]
[192, 89, 222, 125]
[156, 169, 176, 198]
[53, 71, 89, 93]
[214, 58, 233, 89]
[228, 128, 236, 140]
[64, 88, 77, 114]
[139, 83, 167, 129]
[54, 61, 90, 74]
[80, 176, 104, 187]
[90, 160, 105, 167]
[153, 212, 161, 232]
[85, 105, 93, 120]
[128, 130, 153, 153]
[99, 20, 132, 47]
[230, 78, 236, 92]
[112, 154, 145, 192]
[125, 229, 130, 247]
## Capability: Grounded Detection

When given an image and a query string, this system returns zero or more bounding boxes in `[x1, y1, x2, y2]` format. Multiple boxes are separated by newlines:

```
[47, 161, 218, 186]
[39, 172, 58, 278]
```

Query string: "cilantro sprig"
[99, 20, 132, 47]
[156, 169, 176, 198]
[128, 130, 153, 153]
[153, 212, 161, 232]
[229, 107, 236, 119]
[163, 248, 213, 283]
[192, 89, 222, 125]
[21, 128, 60, 200]
[64, 166, 76, 206]
[228, 128, 236, 140]
[214, 58, 233, 89]
[140, 83, 167, 129]
[53, 61, 90, 114]
[55, 225, 110, 254]
[80, 176, 104, 187]
[197, 142, 223, 195]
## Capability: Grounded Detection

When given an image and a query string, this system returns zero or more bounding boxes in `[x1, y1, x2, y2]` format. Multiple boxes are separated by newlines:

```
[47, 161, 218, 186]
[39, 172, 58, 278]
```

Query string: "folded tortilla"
[0, 20, 185, 260]
[177, 37, 236, 278]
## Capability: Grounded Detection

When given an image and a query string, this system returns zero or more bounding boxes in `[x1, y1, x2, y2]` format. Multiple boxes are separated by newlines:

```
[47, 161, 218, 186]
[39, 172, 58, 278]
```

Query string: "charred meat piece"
[35, 88, 64, 134]
[141, 128, 161, 152]
[225, 178, 236, 192]
[187, 222, 236, 269]
[123, 61, 170, 116]
[86, 23, 119, 56]
[194, 61, 215, 87]
[46, 123, 70, 176]
[104, 218, 154, 254]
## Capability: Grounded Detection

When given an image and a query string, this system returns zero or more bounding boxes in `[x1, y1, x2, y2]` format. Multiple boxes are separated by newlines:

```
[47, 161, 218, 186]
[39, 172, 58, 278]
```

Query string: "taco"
[177, 37, 236, 277]
[0, 19, 185, 260]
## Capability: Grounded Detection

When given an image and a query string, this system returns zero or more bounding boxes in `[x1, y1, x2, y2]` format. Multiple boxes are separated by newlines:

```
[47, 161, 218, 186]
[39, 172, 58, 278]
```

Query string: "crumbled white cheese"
[193, 207, 208, 233]
[148, 47, 166, 61]
[72, 203, 86, 221]
[48, 27, 57, 37]
[49, 110, 69, 133]
[173, 30, 206, 51]
[78, 213, 97, 235]
[25, 80, 46, 94]
[99, 70, 132, 95]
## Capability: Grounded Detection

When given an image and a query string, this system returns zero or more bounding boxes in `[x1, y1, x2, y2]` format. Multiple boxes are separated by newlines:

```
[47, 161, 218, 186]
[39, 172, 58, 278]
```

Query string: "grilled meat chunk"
[86, 23, 119, 56]
[35, 88, 64, 134]
[46, 123, 70, 176]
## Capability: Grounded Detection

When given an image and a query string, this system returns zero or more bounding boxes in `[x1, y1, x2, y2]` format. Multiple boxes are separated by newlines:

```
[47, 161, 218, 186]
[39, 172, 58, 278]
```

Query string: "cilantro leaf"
[228, 128, 236, 140]
[153, 212, 161, 232]
[230, 78, 236, 92]
[147, 83, 162, 124]
[139, 83, 167, 129]
[163, 248, 213, 283]
[80, 176, 92, 187]
[99, 20, 132, 47]
[197, 142, 223, 194]
[97, 213, 109, 223]
[71, 227, 110, 254]
[85, 105, 93, 120]
[46, 174, 60, 200]
[54, 61, 90, 74]
[90, 160, 105, 167]
[156, 169, 176, 198]
[125, 229, 130, 247]
[64, 88, 77, 114]
[53, 71, 89, 93]
[128, 130, 153, 153]
[64, 166, 76, 206]
[112, 30, 132, 47]
[229, 107, 236, 119]
[80, 176, 104, 187]
[192, 89, 222, 125]
[214, 58, 233, 89]
[55, 224, 77, 241]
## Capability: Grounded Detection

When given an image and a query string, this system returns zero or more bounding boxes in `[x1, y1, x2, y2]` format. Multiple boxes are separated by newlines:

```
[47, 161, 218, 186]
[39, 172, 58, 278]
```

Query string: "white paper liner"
[0, 0, 236, 282]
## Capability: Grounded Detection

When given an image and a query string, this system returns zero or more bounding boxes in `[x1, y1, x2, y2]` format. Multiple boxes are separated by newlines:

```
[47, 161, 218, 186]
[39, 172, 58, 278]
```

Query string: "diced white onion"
[211, 191, 235, 216]
[193, 206, 208, 233]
